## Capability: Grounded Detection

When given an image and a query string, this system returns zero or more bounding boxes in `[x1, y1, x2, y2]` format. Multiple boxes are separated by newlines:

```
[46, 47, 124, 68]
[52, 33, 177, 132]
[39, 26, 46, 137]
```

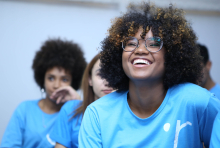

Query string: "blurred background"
[0, 0, 219, 141]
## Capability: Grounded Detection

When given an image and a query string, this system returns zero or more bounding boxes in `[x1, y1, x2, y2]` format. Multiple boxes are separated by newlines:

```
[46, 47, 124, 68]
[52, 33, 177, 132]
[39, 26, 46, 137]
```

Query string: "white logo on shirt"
[163, 123, 170, 132]
[174, 120, 192, 148]
[46, 134, 56, 146]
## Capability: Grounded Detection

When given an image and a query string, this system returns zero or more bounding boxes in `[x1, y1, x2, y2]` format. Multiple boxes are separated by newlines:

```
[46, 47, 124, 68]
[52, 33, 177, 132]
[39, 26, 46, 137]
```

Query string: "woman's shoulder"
[171, 83, 211, 99]
[63, 100, 82, 108]
[16, 99, 39, 109]
[61, 100, 82, 110]
[10, 100, 40, 117]
[88, 91, 127, 110]
[169, 83, 218, 107]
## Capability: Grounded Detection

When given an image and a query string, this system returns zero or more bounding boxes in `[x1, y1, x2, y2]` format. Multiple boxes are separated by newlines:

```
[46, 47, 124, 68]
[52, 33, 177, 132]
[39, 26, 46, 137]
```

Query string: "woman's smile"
[131, 58, 152, 68]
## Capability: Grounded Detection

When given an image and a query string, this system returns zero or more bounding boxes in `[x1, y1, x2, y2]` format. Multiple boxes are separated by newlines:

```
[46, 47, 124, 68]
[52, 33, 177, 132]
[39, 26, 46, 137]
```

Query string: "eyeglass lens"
[122, 37, 162, 52]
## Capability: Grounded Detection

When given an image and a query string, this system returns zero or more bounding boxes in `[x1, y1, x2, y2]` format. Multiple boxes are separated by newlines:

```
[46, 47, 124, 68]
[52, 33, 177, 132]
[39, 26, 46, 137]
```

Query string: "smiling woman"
[122, 29, 165, 85]
[78, 2, 220, 148]
[0, 39, 87, 148]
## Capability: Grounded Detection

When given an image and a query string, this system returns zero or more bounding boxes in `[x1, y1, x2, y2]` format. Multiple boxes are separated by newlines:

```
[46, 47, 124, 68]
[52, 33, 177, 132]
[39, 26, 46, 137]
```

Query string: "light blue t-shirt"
[50, 100, 82, 148]
[1, 100, 58, 148]
[78, 83, 220, 148]
[210, 83, 220, 100]
[210, 111, 220, 148]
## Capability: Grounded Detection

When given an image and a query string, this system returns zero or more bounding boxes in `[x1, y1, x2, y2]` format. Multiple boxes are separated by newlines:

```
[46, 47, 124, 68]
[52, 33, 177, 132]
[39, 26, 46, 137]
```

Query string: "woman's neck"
[38, 97, 62, 114]
[204, 76, 216, 90]
[94, 95, 99, 101]
[128, 80, 167, 119]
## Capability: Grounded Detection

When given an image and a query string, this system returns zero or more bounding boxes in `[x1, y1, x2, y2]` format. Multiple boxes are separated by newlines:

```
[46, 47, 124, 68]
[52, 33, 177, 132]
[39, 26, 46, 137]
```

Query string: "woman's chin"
[49, 98, 57, 103]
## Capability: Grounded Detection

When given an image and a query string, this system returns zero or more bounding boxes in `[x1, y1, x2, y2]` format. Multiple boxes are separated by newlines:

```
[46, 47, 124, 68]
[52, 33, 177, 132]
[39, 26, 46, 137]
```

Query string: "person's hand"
[50, 86, 81, 104]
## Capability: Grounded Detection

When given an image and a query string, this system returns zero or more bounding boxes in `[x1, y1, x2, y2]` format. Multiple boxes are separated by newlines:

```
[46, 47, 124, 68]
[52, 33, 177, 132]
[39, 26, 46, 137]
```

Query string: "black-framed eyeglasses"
[122, 36, 163, 53]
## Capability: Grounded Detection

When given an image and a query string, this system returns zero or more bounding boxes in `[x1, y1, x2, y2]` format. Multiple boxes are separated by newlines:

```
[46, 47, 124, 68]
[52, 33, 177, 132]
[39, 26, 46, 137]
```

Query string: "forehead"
[92, 60, 100, 73]
[134, 28, 153, 39]
[46, 67, 71, 76]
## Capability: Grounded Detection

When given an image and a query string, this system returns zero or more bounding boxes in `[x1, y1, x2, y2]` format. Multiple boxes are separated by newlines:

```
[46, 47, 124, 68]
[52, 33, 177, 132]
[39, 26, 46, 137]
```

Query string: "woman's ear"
[206, 60, 212, 71]
[89, 76, 93, 86]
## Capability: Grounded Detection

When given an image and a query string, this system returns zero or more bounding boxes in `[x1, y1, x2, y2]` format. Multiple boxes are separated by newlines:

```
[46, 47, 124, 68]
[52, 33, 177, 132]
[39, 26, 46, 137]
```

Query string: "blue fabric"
[50, 100, 82, 148]
[78, 83, 220, 148]
[210, 111, 220, 148]
[210, 83, 220, 100]
[1, 100, 59, 148]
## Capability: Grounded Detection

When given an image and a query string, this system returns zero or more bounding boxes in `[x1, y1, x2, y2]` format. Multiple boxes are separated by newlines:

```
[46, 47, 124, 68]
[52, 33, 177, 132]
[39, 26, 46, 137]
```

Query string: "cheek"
[62, 81, 71, 86]
[122, 53, 130, 75]
[92, 82, 101, 98]
[93, 77, 107, 94]
[158, 58, 165, 68]
[156, 51, 165, 68]
[158, 59, 165, 73]
[152, 55, 165, 78]
[92, 76, 101, 89]
[44, 80, 50, 90]
[44, 84, 52, 96]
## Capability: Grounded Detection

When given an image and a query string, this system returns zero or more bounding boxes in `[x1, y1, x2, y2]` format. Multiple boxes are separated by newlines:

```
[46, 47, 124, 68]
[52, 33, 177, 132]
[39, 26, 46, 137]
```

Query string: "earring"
[41, 88, 46, 99]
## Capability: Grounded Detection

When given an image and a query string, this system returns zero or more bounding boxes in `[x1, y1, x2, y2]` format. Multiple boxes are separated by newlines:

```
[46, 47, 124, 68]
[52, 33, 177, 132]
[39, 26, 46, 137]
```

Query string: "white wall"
[185, 14, 220, 86]
[0, 0, 220, 141]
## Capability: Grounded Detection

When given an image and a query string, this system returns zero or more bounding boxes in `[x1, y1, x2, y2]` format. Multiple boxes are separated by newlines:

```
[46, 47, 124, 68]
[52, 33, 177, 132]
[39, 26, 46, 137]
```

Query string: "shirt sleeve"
[78, 107, 102, 148]
[50, 104, 72, 148]
[0, 103, 25, 148]
[199, 94, 220, 148]
[209, 112, 220, 148]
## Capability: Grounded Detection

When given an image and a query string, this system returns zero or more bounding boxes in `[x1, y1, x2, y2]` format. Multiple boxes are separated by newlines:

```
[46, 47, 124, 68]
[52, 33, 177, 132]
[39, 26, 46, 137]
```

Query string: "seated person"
[50, 54, 113, 148]
[198, 43, 220, 99]
[0, 39, 86, 148]
[78, 2, 220, 148]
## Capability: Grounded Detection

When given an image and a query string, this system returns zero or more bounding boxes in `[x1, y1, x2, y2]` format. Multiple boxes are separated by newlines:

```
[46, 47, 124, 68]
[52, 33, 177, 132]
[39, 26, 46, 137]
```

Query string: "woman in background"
[0, 39, 86, 148]
[50, 54, 113, 148]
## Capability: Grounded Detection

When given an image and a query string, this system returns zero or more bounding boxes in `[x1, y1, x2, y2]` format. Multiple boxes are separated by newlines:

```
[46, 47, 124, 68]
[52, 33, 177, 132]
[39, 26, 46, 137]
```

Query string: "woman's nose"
[134, 40, 150, 55]
[53, 80, 61, 89]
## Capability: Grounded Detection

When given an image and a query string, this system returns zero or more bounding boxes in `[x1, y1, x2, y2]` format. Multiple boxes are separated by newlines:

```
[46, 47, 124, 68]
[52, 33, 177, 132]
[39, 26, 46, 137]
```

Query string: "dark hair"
[32, 38, 87, 90]
[197, 43, 209, 65]
[72, 54, 100, 118]
[99, 2, 203, 91]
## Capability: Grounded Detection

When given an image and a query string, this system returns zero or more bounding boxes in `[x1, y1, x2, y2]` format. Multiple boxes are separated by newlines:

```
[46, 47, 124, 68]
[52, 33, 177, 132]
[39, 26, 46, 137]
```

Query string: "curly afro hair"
[32, 38, 87, 90]
[99, 2, 203, 91]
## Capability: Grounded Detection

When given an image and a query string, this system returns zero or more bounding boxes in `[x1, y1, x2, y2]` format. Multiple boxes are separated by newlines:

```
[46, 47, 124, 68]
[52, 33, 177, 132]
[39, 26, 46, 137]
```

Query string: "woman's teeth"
[133, 59, 150, 65]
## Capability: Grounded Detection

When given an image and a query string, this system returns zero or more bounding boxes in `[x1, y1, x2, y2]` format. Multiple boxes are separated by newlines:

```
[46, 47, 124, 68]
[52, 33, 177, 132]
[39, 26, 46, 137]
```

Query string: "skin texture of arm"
[50, 86, 81, 104]
[55, 143, 67, 148]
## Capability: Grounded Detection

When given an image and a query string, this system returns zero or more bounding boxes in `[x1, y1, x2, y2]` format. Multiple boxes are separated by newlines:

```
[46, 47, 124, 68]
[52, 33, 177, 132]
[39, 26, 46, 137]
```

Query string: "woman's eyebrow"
[46, 74, 54, 76]
[61, 75, 70, 78]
